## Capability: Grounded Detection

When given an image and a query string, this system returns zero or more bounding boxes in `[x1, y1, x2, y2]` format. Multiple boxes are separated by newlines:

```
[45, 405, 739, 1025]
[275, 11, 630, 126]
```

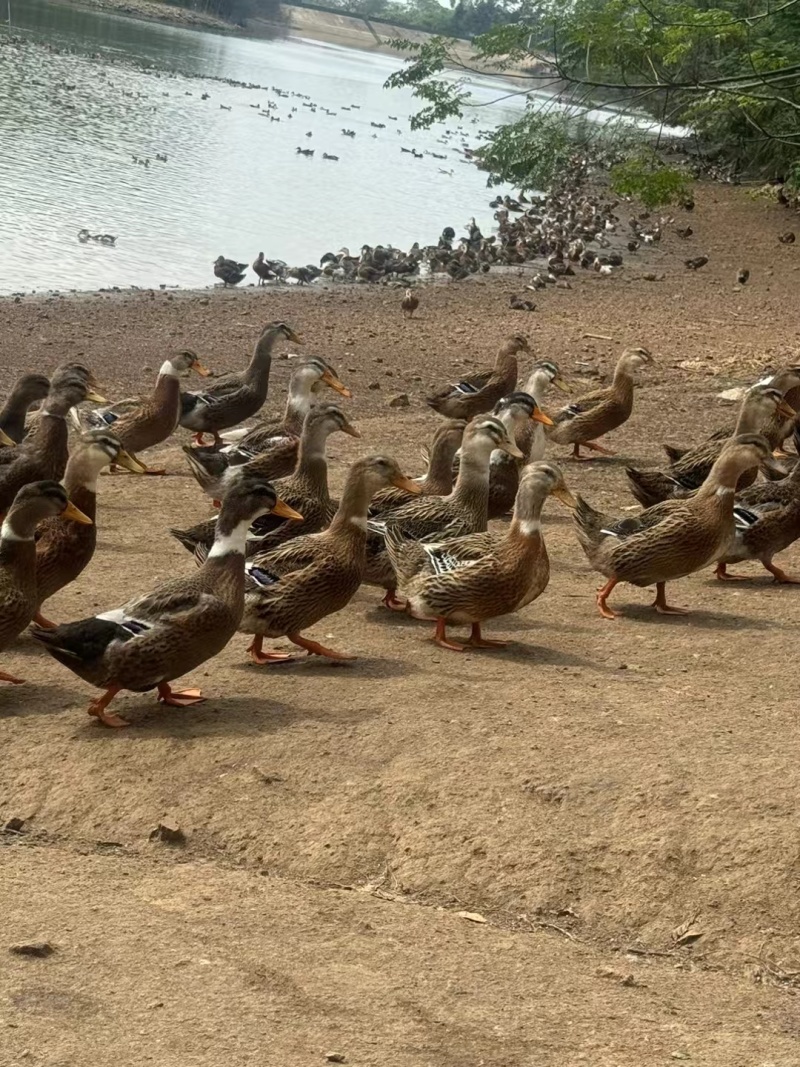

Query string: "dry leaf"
[671, 916, 703, 946]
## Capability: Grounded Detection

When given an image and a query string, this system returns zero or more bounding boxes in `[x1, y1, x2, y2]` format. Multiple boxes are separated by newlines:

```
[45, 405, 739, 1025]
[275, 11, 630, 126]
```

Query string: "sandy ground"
[3, 184, 800, 1065]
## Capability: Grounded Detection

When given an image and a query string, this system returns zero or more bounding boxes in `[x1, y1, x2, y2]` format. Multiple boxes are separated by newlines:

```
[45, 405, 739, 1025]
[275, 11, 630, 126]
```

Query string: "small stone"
[10, 941, 55, 958]
[149, 819, 186, 845]
[4, 817, 25, 832]
[388, 393, 410, 408]
[368, 381, 381, 391]
[643, 272, 657, 281]
[325, 1055, 346, 1064]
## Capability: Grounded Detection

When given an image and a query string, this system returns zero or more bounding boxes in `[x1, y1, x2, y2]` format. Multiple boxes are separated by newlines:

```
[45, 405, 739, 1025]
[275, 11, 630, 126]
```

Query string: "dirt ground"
[3, 185, 800, 1066]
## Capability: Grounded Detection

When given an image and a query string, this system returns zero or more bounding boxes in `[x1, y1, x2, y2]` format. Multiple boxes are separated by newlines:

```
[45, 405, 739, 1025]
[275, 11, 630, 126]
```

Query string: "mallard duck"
[189, 357, 352, 492]
[386, 462, 576, 650]
[252, 252, 277, 285]
[574, 433, 771, 618]
[705, 367, 800, 454]
[75, 351, 210, 474]
[401, 289, 419, 319]
[239, 455, 419, 664]
[180, 321, 302, 446]
[31, 471, 303, 727]
[369, 419, 466, 516]
[214, 256, 247, 286]
[366, 415, 523, 609]
[0, 374, 50, 443]
[484, 391, 554, 518]
[548, 347, 652, 459]
[714, 460, 800, 583]
[173, 403, 360, 555]
[0, 482, 90, 685]
[626, 385, 794, 507]
[0, 367, 105, 516]
[32, 433, 146, 628]
[425, 335, 529, 420]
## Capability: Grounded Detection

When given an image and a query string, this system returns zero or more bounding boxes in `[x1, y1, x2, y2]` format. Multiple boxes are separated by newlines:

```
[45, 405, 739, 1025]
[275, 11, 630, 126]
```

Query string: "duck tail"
[625, 467, 675, 508]
[662, 444, 689, 464]
[30, 617, 119, 669]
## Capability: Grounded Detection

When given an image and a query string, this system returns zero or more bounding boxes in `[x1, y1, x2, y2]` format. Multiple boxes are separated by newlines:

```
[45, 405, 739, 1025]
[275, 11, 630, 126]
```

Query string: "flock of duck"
[1, 319, 799, 728]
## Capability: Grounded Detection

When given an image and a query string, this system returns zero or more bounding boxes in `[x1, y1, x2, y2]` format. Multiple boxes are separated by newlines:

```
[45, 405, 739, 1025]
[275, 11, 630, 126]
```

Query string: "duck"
[386, 462, 576, 651]
[0, 373, 50, 443]
[174, 403, 360, 555]
[714, 459, 800, 583]
[0, 482, 92, 685]
[477, 392, 555, 519]
[252, 252, 278, 285]
[547, 347, 652, 459]
[626, 385, 794, 507]
[75, 350, 211, 474]
[426, 335, 529, 420]
[179, 321, 302, 446]
[0, 367, 105, 516]
[522, 360, 570, 458]
[214, 256, 247, 286]
[211, 357, 352, 480]
[366, 415, 523, 609]
[705, 368, 800, 454]
[369, 419, 466, 517]
[32, 433, 146, 628]
[401, 289, 420, 319]
[573, 434, 771, 618]
[238, 455, 420, 665]
[31, 471, 303, 727]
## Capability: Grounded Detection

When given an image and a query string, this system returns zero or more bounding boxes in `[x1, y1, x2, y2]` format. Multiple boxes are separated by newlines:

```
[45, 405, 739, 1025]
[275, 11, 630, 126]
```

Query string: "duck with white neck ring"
[0, 481, 92, 685]
[32, 433, 146, 629]
[31, 472, 302, 727]
[74, 350, 211, 475]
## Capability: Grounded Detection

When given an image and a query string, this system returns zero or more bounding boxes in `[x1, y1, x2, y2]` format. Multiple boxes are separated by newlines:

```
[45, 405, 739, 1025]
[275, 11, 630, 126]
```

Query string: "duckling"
[0, 368, 105, 516]
[180, 321, 301, 446]
[574, 434, 771, 618]
[369, 419, 466, 516]
[0, 373, 50, 443]
[240, 456, 420, 664]
[213, 256, 247, 286]
[33, 433, 146, 628]
[31, 472, 302, 727]
[426, 335, 528, 420]
[0, 482, 92, 685]
[401, 289, 419, 319]
[548, 348, 652, 459]
[386, 462, 576, 651]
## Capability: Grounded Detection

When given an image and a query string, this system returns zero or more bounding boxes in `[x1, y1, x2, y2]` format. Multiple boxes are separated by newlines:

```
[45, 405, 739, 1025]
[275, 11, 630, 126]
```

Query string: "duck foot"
[584, 439, 617, 456]
[465, 623, 507, 649]
[596, 577, 618, 619]
[246, 637, 294, 665]
[432, 617, 466, 652]
[715, 563, 748, 581]
[157, 684, 205, 707]
[382, 590, 407, 612]
[141, 467, 168, 477]
[0, 669, 25, 685]
[288, 633, 356, 661]
[88, 686, 128, 728]
[31, 612, 57, 629]
[652, 582, 688, 615]
[764, 561, 800, 584]
[192, 432, 223, 448]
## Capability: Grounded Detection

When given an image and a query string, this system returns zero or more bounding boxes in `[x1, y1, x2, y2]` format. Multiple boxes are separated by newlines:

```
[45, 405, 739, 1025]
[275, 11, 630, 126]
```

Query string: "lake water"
[1, 0, 530, 294]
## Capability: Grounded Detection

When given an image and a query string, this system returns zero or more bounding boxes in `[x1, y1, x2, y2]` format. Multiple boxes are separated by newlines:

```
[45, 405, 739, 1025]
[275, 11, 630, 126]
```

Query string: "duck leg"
[715, 563, 748, 581]
[466, 623, 508, 649]
[0, 669, 25, 685]
[246, 636, 294, 665]
[432, 617, 466, 652]
[288, 633, 356, 661]
[652, 582, 689, 615]
[596, 577, 618, 619]
[382, 589, 407, 612]
[763, 560, 800, 584]
[157, 683, 205, 707]
[88, 686, 128, 728]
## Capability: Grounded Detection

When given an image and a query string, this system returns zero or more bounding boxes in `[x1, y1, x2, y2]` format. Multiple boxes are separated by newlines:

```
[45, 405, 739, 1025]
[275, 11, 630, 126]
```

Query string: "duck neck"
[509, 486, 547, 548]
[202, 510, 252, 603]
[294, 423, 333, 497]
[612, 360, 636, 399]
[152, 361, 183, 426]
[734, 401, 769, 436]
[63, 452, 108, 522]
[33, 395, 72, 474]
[450, 444, 492, 527]
[522, 368, 550, 399]
[696, 457, 746, 509]
[0, 502, 40, 572]
[0, 384, 36, 443]
[282, 376, 315, 436]
[328, 472, 373, 539]
[421, 439, 458, 495]
[243, 327, 278, 394]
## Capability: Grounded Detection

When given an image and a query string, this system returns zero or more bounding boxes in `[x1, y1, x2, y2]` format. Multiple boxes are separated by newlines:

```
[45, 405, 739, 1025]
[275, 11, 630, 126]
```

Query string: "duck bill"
[0, 428, 14, 447]
[115, 449, 148, 474]
[551, 376, 570, 394]
[60, 501, 93, 525]
[531, 407, 554, 425]
[285, 328, 303, 344]
[192, 360, 212, 378]
[322, 371, 352, 398]
[391, 474, 422, 494]
[85, 390, 107, 404]
[553, 485, 578, 509]
[342, 422, 362, 438]
[271, 498, 303, 521]
[501, 441, 525, 459]
[777, 400, 796, 419]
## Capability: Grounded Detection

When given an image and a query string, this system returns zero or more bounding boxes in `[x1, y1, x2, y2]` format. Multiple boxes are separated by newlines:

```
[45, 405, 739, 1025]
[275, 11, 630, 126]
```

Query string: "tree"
[386, 0, 800, 198]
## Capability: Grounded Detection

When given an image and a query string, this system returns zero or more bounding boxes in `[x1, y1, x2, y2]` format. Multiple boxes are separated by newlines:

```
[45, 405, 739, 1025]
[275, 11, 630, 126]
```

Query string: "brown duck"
[369, 419, 466, 517]
[0, 373, 50, 443]
[425, 335, 529, 420]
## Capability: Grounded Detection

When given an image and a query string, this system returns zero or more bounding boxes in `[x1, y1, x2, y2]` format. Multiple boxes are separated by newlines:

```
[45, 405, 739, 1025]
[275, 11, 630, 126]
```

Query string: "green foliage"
[609, 155, 693, 208]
